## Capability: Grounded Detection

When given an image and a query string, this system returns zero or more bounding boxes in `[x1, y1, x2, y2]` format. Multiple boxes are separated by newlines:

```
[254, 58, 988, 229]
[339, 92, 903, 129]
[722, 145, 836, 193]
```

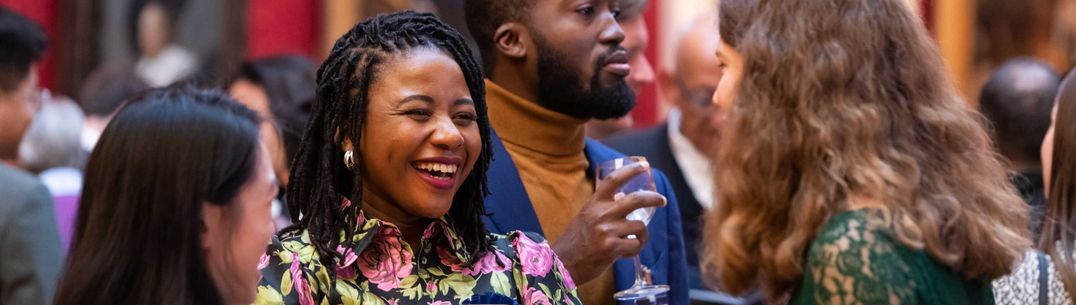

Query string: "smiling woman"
[254, 11, 580, 305]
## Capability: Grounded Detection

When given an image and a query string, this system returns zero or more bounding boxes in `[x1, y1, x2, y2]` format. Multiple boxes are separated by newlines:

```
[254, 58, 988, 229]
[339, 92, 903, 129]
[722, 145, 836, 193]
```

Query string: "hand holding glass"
[596, 156, 670, 301]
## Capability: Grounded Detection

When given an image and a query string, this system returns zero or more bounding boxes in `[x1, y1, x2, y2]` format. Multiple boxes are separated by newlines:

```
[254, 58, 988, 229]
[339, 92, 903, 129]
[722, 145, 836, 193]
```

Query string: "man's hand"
[552, 161, 667, 285]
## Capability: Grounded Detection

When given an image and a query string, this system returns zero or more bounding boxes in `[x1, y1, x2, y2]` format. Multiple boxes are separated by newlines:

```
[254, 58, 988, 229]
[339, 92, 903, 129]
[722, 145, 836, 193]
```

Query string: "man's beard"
[533, 35, 635, 120]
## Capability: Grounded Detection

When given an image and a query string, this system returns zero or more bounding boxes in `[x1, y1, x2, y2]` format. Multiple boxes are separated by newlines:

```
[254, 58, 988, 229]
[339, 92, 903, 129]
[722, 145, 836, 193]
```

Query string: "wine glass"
[596, 156, 670, 302]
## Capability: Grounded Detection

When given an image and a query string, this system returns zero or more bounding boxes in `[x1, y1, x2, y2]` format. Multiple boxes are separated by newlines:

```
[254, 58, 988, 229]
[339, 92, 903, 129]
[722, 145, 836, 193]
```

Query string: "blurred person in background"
[993, 68, 1076, 305]
[78, 64, 150, 153]
[703, 0, 1030, 303]
[0, 5, 63, 305]
[585, 0, 655, 139]
[54, 87, 276, 305]
[17, 93, 88, 252]
[228, 55, 316, 229]
[129, 0, 198, 87]
[979, 58, 1061, 242]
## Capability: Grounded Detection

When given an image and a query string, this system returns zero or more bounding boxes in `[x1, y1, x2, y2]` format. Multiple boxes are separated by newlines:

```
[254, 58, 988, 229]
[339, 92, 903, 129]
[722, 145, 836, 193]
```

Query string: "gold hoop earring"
[344, 150, 355, 170]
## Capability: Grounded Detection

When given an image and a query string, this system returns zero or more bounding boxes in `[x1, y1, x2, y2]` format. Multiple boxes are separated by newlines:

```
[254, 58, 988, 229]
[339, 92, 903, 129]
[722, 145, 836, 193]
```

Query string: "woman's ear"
[334, 125, 355, 152]
[493, 22, 530, 60]
[201, 202, 224, 250]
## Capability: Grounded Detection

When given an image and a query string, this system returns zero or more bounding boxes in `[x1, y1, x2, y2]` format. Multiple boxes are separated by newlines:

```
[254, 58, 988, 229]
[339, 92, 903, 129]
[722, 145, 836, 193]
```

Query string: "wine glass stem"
[633, 255, 647, 287]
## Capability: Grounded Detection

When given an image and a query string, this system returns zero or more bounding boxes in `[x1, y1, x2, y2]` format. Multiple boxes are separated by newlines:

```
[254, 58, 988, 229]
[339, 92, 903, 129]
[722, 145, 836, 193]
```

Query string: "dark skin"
[487, 0, 665, 284]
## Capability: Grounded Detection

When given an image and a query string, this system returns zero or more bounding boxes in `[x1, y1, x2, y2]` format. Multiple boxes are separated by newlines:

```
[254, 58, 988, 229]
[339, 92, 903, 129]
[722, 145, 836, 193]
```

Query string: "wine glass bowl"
[596, 156, 671, 302]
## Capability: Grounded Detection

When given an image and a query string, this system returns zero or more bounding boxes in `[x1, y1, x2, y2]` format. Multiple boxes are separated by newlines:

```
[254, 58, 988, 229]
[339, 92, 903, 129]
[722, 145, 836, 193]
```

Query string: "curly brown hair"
[701, 0, 1031, 300]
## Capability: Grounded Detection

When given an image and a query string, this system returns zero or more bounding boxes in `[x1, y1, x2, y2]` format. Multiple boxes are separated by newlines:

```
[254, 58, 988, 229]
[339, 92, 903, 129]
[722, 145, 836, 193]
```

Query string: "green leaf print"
[491, 272, 513, 296]
[539, 283, 555, 303]
[277, 250, 294, 264]
[281, 270, 293, 296]
[399, 275, 419, 289]
[361, 289, 388, 305]
[439, 273, 477, 297]
[336, 281, 360, 305]
[315, 268, 331, 292]
[428, 266, 446, 277]
[254, 286, 283, 305]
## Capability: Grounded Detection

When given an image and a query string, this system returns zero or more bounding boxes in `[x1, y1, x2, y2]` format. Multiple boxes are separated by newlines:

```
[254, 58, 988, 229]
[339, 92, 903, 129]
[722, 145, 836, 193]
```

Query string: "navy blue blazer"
[482, 131, 690, 305]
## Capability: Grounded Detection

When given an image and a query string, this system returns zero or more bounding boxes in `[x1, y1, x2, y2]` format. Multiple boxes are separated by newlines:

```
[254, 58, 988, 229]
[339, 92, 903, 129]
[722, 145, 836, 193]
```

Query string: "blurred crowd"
[1, 0, 1076, 305]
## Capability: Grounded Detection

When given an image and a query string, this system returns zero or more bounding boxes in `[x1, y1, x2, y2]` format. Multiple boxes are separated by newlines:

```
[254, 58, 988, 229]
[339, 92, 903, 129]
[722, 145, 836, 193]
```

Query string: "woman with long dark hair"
[253, 11, 578, 305]
[54, 87, 277, 305]
[995, 70, 1076, 304]
[701, 0, 1030, 303]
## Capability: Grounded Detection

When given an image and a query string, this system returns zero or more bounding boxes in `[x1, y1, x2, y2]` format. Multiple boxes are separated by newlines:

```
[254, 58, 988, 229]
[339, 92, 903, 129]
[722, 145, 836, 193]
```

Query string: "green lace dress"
[790, 210, 995, 305]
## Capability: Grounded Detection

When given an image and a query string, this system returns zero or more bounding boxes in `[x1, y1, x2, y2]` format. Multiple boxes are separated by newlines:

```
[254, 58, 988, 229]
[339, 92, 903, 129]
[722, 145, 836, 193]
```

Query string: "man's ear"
[493, 22, 530, 60]
[658, 70, 682, 108]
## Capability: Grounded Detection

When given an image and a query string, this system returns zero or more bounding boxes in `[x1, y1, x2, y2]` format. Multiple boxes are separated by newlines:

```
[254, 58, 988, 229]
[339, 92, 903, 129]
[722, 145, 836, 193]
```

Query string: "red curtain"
[631, 0, 661, 128]
[246, 0, 318, 60]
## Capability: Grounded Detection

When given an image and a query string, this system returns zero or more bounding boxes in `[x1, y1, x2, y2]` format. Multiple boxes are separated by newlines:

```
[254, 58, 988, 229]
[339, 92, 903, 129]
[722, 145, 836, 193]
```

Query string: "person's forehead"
[678, 29, 720, 82]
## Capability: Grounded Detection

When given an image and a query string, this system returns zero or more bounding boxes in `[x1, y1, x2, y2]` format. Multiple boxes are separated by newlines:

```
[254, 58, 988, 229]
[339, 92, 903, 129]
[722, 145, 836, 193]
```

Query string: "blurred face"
[356, 49, 481, 224]
[711, 39, 743, 131]
[0, 65, 39, 161]
[138, 2, 170, 58]
[621, 16, 654, 92]
[230, 80, 290, 186]
[1043, 101, 1058, 196]
[530, 0, 636, 120]
[202, 145, 277, 305]
[669, 23, 722, 152]
[229, 79, 271, 117]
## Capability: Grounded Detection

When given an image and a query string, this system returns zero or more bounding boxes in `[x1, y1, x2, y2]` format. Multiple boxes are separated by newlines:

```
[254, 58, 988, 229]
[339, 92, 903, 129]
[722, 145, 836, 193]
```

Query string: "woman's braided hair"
[285, 10, 493, 281]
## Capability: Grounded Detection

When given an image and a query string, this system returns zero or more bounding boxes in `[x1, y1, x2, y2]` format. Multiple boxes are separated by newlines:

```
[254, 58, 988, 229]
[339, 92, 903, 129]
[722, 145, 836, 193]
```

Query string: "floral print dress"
[253, 211, 580, 305]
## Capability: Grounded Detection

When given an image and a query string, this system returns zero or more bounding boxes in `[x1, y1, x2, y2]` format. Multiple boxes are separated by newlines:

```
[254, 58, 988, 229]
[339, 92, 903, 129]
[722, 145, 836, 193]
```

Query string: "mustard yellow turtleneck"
[485, 80, 614, 305]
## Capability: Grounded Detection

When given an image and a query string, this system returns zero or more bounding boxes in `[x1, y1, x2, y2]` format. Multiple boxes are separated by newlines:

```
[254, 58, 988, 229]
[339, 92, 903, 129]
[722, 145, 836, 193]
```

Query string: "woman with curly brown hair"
[701, 0, 1031, 304]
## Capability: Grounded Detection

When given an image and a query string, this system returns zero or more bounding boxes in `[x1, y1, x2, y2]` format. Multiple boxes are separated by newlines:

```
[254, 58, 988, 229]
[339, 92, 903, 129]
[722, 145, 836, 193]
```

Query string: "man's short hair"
[979, 58, 1060, 163]
[78, 65, 149, 117]
[464, 0, 533, 74]
[0, 5, 47, 93]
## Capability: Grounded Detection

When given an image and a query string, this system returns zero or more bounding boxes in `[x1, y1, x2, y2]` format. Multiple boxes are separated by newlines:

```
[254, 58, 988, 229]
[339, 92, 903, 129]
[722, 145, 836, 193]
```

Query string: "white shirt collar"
[666, 109, 715, 209]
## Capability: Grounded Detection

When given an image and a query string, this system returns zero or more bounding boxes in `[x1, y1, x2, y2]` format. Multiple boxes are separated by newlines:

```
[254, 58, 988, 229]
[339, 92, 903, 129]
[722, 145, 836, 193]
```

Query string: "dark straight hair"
[1040, 69, 1076, 299]
[54, 87, 261, 305]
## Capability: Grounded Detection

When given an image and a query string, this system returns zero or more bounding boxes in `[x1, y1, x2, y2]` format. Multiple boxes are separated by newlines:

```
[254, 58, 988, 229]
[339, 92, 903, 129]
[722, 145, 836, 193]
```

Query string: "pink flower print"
[290, 252, 315, 305]
[437, 245, 465, 272]
[386, 299, 400, 305]
[523, 287, 552, 305]
[426, 279, 438, 294]
[258, 253, 271, 270]
[555, 257, 576, 290]
[357, 226, 414, 291]
[428, 301, 453, 305]
[435, 240, 510, 277]
[335, 245, 360, 280]
[513, 234, 554, 277]
[460, 249, 513, 276]
[423, 223, 441, 240]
